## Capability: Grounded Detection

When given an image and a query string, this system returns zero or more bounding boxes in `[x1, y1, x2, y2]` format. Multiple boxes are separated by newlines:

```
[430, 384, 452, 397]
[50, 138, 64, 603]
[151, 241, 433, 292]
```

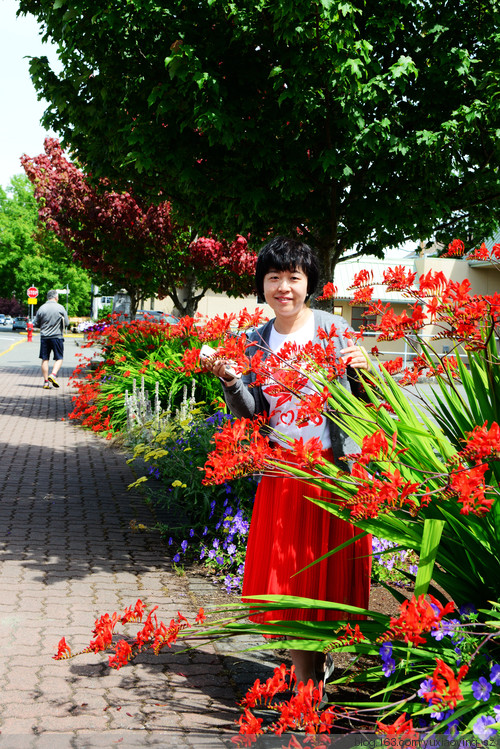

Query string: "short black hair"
[255, 236, 320, 303]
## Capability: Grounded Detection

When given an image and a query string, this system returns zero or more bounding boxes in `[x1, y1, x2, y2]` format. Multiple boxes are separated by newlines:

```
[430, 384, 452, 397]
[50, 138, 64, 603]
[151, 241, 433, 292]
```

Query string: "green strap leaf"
[414, 518, 445, 597]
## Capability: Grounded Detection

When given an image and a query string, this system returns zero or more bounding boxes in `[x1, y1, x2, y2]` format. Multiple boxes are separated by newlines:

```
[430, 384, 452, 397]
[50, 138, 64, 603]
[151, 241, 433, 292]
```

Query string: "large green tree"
[0, 176, 92, 316]
[19, 0, 500, 287]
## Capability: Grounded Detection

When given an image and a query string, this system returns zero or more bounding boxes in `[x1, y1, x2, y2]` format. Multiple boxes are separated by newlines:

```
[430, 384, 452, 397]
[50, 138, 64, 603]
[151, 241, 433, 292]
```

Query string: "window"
[350, 306, 368, 332]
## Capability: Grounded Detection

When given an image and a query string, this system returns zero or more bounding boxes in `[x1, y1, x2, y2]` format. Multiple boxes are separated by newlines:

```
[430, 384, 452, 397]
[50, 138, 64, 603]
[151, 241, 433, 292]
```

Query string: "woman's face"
[263, 266, 309, 320]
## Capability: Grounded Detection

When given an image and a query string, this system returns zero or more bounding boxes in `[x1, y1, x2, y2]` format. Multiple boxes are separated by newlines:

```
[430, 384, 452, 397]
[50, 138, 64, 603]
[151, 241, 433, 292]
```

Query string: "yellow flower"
[171, 480, 187, 488]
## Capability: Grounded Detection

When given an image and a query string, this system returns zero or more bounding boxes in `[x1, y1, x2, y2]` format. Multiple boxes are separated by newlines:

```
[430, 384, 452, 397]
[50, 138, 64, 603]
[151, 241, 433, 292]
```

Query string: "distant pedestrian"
[33, 290, 69, 389]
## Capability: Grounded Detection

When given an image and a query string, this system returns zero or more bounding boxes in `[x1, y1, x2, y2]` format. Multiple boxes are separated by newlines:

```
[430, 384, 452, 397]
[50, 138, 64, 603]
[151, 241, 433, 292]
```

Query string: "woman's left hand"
[340, 345, 369, 370]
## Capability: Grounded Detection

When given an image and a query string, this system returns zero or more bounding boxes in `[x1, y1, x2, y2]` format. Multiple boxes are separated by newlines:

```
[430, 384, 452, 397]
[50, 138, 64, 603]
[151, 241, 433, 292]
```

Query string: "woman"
[207, 236, 371, 688]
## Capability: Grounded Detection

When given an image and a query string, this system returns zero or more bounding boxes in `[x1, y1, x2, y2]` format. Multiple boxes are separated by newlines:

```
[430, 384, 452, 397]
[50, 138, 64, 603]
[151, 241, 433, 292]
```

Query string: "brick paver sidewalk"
[0, 360, 240, 747]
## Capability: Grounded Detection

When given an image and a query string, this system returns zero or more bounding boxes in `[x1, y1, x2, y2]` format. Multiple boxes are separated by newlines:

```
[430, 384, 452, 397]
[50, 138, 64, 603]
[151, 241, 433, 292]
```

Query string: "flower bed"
[63, 240, 500, 739]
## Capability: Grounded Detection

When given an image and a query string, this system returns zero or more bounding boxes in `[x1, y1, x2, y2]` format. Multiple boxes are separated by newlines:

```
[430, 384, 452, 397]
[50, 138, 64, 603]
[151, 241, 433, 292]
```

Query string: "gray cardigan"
[223, 309, 359, 465]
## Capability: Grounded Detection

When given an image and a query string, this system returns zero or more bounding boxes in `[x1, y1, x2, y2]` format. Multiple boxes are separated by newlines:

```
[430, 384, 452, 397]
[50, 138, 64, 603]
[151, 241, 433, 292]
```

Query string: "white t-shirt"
[265, 314, 331, 450]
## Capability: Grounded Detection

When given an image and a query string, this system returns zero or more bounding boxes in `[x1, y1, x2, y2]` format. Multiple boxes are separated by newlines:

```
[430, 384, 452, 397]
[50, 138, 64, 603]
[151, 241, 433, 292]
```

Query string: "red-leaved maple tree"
[21, 139, 257, 315]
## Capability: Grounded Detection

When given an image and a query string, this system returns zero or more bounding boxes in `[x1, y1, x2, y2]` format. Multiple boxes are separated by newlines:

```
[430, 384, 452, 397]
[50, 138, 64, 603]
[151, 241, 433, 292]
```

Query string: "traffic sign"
[27, 286, 39, 298]
[27, 298, 37, 305]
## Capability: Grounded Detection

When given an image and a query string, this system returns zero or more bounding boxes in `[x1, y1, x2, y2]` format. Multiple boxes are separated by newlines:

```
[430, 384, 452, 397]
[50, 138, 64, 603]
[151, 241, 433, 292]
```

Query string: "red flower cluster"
[316, 282, 337, 300]
[423, 659, 469, 710]
[384, 594, 455, 646]
[203, 416, 278, 484]
[53, 600, 206, 669]
[235, 664, 338, 738]
[459, 421, 500, 462]
[448, 461, 493, 515]
[376, 713, 417, 738]
[345, 463, 421, 519]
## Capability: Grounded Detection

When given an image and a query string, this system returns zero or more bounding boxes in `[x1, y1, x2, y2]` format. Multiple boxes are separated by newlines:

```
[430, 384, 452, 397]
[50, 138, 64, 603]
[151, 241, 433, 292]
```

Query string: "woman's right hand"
[202, 356, 238, 387]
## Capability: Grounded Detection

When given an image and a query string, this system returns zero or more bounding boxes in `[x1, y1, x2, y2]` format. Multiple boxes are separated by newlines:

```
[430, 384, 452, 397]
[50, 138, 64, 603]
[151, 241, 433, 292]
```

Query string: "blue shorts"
[39, 337, 64, 361]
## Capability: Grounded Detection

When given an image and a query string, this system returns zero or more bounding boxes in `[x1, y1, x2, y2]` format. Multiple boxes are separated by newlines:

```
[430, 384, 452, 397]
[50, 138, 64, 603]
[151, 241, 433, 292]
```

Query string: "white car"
[3, 316, 13, 326]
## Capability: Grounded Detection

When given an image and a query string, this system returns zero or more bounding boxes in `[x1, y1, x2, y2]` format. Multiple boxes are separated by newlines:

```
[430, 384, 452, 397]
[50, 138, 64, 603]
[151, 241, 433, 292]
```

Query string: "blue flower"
[173, 554, 181, 563]
[168, 537, 173, 545]
[181, 540, 188, 553]
[189, 528, 195, 538]
[472, 677, 493, 702]
[216, 555, 224, 565]
[490, 665, 500, 686]
[227, 544, 237, 556]
[473, 715, 497, 740]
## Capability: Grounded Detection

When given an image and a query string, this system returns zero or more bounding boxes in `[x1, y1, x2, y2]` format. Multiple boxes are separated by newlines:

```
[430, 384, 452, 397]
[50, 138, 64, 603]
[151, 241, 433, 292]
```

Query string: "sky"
[0, 0, 60, 190]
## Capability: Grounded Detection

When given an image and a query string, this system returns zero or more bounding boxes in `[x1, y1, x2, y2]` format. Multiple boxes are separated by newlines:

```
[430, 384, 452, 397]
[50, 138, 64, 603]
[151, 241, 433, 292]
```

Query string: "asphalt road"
[0, 329, 94, 372]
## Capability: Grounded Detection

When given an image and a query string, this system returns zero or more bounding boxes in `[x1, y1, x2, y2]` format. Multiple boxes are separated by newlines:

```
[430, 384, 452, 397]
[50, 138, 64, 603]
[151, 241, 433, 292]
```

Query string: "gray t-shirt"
[33, 300, 69, 338]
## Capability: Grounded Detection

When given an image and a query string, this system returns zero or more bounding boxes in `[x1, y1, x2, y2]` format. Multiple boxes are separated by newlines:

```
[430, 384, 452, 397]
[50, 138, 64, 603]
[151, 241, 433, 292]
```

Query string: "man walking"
[33, 290, 70, 389]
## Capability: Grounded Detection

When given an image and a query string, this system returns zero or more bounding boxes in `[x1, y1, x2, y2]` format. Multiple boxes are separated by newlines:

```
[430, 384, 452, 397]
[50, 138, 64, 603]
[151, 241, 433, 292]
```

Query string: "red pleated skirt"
[242, 449, 372, 626]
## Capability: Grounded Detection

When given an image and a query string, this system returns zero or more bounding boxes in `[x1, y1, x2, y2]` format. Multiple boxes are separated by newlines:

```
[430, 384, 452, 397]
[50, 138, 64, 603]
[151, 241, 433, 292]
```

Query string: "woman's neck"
[273, 306, 313, 335]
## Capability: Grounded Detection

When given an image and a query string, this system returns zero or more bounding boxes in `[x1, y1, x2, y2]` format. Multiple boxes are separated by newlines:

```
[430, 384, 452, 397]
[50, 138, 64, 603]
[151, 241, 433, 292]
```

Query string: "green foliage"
[0, 176, 92, 315]
[18, 0, 500, 281]
[131, 409, 256, 593]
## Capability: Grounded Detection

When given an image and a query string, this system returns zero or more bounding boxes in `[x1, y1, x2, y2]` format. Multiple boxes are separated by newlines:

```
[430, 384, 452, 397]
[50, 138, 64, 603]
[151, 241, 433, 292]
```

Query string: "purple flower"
[216, 555, 224, 565]
[445, 719, 460, 738]
[490, 665, 500, 686]
[227, 544, 237, 556]
[181, 540, 188, 553]
[459, 603, 477, 618]
[418, 678, 434, 698]
[168, 537, 173, 545]
[173, 554, 181, 563]
[473, 715, 497, 740]
[379, 643, 393, 660]
[494, 705, 500, 722]
[189, 528, 195, 537]
[382, 658, 395, 677]
[472, 677, 493, 702]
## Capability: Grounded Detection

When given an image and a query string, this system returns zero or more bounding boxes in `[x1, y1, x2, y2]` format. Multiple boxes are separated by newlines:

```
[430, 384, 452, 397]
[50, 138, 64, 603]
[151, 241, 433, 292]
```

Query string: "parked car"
[12, 317, 28, 331]
[3, 316, 13, 326]
[135, 310, 179, 325]
[0, 315, 5, 325]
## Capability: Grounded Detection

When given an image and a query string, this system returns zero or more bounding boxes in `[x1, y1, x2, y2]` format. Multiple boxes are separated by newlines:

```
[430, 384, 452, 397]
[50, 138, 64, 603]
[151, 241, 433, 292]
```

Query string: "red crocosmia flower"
[385, 594, 455, 646]
[460, 421, 500, 462]
[493, 243, 500, 259]
[288, 436, 326, 469]
[419, 269, 448, 295]
[351, 269, 374, 287]
[423, 659, 468, 710]
[376, 713, 417, 737]
[382, 266, 417, 291]
[351, 286, 373, 305]
[443, 238, 465, 257]
[54, 637, 71, 660]
[195, 608, 206, 624]
[448, 462, 493, 515]
[108, 639, 133, 670]
[382, 357, 403, 375]
[316, 282, 337, 300]
[468, 242, 490, 261]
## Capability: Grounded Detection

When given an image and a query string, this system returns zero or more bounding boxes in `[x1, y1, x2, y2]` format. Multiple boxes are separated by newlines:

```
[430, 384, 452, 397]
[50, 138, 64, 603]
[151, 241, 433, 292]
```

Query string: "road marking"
[0, 339, 25, 357]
